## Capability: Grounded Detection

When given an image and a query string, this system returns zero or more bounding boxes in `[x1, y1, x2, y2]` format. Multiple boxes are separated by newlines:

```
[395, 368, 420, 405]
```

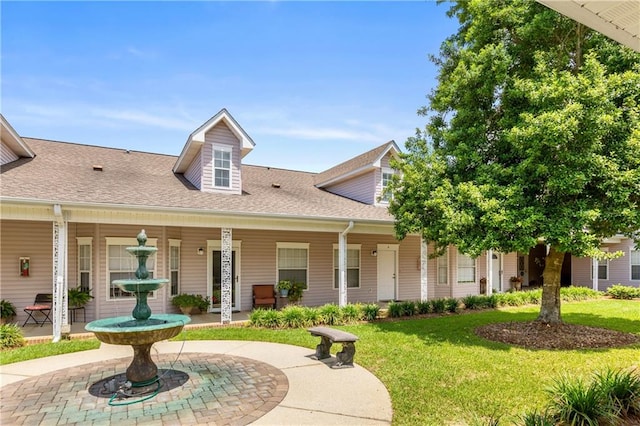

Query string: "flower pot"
[279, 289, 289, 297]
[179, 306, 197, 315]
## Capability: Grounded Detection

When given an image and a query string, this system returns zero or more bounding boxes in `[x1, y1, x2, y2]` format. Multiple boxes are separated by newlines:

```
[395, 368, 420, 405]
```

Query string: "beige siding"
[397, 235, 422, 300]
[184, 151, 202, 189]
[324, 171, 376, 204]
[202, 122, 242, 194]
[0, 220, 53, 325]
[1, 140, 19, 165]
[571, 240, 639, 290]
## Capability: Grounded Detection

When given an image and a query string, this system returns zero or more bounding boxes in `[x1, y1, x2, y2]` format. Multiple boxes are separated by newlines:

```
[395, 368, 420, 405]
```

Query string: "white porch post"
[592, 256, 599, 291]
[420, 238, 428, 301]
[338, 221, 354, 307]
[52, 204, 69, 342]
[486, 249, 493, 295]
[221, 228, 232, 324]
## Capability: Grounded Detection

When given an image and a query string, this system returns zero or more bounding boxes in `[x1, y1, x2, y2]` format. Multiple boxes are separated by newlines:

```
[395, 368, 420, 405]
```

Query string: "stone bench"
[308, 326, 358, 368]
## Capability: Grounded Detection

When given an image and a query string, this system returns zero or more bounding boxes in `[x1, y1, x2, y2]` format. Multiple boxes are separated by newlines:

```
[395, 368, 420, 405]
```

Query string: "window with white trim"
[631, 250, 640, 280]
[333, 244, 361, 289]
[169, 239, 181, 296]
[277, 242, 309, 290]
[77, 237, 92, 293]
[380, 169, 394, 202]
[107, 237, 157, 299]
[437, 249, 449, 286]
[457, 250, 476, 284]
[213, 146, 231, 188]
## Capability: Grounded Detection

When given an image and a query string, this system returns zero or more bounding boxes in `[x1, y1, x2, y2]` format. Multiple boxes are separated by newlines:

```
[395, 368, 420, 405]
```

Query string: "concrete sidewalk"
[0, 340, 393, 425]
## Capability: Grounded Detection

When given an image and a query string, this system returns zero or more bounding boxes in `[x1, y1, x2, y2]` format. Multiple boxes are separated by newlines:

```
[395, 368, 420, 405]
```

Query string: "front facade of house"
[1, 111, 637, 329]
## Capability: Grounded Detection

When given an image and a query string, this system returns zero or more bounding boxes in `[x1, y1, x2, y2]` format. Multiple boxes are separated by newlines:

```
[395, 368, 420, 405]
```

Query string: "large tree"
[389, 0, 640, 323]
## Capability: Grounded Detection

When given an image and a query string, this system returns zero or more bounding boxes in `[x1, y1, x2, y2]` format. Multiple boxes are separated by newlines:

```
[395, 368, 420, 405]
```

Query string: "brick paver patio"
[1, 353, 288, 425]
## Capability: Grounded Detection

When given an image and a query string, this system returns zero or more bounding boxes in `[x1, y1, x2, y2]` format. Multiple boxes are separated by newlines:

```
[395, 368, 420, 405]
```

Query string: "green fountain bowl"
[85, 314, 191, 345]
[113, 278, 169, 293]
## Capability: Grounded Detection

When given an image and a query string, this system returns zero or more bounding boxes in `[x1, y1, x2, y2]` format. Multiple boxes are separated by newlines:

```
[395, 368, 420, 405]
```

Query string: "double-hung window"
[213, 146, 231, 188]
[169, 239, 181, 296]
[333, 244, 361, 289]
[380, 169, 394, 203]
[77, 237, 92, 293]
[107, 237, 156, 299]
[437, 248, 449, 286]
[457, 250, 476, 284]
[631, 250, 640, 280]
[277, 243, 309, 290]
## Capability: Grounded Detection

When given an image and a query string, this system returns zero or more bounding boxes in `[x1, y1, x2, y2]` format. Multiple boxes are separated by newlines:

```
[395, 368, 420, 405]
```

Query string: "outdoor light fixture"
[197, 248, 204, 256]
[371, 250, 377, 257]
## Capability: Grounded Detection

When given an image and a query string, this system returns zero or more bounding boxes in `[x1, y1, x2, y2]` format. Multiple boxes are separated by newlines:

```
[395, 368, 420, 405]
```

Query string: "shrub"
[319, 304, 342, 325]
[547, 375, 615, 426]
[0, 300, 17, 320]
[0, 323, 25, 349]
[606, 284, 640, 300]
[248, 308, 282, 328]
[280, 305, 306, 328]
[431, 298, 446, 314]
[341, 304, 363, 324]
[388, 302, 404, 318]
[560, 286, 602, 301]
[519, 410, 556, 426]
[486, 294, 499, 308]
[400, 300, 416, 316]
[445, 298, 459, 313]
[594, 368, 640, 418]
[303, 307, 322, 327]
[361, 303, 380, 321]
[417, 300, 432, 314]
[171, 293, 210, 311]
[462, 295, 484, 310]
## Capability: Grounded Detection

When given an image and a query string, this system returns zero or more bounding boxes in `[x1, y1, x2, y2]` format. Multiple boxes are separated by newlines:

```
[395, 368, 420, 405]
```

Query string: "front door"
[377, 245, 398, 301]
[211, 250, 238, 312]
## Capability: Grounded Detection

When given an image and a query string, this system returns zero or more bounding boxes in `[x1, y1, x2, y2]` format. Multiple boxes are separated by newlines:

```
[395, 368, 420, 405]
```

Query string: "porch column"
[486, 249, 493, 295]
[221, 228, 232, 324]
[420, 238, 428, 301]
[592, 256, 599, 291]
[52, 204, 69, 342]
[338, 221, 354, 307]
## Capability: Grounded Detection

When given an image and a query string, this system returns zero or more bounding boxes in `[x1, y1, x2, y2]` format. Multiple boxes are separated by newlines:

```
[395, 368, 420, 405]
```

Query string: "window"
[631, 250, 640, 280]
[591, 257, 609, 280]
[333, 245, 361, 289]
[277, 243, 309, 290]
[457, 250, 476, 283]
[213, 146, 231, 188]
[169, 240, 180, 296]
[437, 249, 448, 286]
[77, 237, 92, 293]
[380, 169, 394, 202]
[107, 237, 156, 299]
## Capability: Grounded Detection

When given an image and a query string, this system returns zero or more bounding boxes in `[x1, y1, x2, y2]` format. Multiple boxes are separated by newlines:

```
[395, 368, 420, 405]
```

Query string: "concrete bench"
[308, 326, 358, 368]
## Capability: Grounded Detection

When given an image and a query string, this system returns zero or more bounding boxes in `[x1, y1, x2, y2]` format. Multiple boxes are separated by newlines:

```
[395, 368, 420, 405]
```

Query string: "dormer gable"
[315, 141, 400, 206]
[1, 114, 36, 166]
[173, 109, 255, 195]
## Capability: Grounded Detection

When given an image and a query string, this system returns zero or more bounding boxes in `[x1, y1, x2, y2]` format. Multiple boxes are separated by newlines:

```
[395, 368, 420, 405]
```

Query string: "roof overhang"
[173, 108, 255, 174]
[537, 1, 639, 52]
[1, 115, 35, 158]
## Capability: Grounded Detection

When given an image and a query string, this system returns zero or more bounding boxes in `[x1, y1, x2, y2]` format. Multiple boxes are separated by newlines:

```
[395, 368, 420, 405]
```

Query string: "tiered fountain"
[86, 230, 190, 384]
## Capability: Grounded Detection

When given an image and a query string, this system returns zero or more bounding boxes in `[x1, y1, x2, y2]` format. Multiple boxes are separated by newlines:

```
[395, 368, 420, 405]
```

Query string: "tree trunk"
[537, 246, 564, 324]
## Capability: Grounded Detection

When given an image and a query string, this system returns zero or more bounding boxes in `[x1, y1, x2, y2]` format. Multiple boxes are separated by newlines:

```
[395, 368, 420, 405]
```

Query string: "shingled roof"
[1, 138, 394, 223]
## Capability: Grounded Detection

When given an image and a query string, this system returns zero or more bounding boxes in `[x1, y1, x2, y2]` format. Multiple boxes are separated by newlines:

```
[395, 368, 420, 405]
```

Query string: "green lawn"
[2, 299, 639, 425]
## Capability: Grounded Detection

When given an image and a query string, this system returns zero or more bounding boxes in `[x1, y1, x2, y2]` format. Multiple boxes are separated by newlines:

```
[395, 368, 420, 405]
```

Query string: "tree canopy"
[389, 0, 640, 323]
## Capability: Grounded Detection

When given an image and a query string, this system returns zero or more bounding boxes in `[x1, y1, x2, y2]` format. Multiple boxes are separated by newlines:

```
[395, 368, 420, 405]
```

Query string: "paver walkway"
[0, 340, 393, 425]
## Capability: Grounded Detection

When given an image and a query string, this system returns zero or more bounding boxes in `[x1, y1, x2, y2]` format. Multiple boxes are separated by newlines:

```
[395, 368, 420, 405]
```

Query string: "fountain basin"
[86, 314, 190, 345]
[113, 278, 169, 294]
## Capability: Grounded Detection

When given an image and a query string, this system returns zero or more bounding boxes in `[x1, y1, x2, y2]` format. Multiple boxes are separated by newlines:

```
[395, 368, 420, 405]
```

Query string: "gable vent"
[271, 183, 281, 188]
[93, 165, 103, 171]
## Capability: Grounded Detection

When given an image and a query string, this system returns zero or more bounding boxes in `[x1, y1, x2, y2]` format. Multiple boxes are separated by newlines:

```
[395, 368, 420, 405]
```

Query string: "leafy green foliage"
[319, 304, 341, 325]
[171, 293, 210, 311]
[388, 302, 404, 318]
[361, 303, 380, 321]
[389, 0, 640, 324]
[607, 284, 640, 300]
[0, 324, 25, 349]
[547, 375, 613, 426]
[0, 300, 17, 319]
[594, 368, 640, 418]
[340, 304, 363, 324]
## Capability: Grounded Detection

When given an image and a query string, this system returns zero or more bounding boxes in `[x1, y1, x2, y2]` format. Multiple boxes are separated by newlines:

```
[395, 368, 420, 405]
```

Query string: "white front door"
[377, 245, 398, 301]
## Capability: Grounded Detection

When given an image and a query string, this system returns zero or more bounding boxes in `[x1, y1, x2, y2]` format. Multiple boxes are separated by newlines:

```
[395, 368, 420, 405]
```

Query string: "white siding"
[324, 171, 376, 204]
[0, 140, 19, 165]
[202, 122, 242, 195]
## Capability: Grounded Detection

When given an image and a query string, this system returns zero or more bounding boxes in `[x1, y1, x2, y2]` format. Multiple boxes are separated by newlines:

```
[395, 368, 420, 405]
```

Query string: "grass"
[1, 299, 638, 425]
[0, 338, 100, 365]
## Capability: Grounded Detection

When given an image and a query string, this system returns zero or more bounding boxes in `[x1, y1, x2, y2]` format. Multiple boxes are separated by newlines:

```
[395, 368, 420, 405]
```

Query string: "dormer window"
[213, 145, 231, 188]
[381, 168, 394, 203]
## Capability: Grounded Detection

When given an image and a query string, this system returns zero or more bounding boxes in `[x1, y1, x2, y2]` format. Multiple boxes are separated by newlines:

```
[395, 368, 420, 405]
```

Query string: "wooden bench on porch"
[308, 326, 359, 368]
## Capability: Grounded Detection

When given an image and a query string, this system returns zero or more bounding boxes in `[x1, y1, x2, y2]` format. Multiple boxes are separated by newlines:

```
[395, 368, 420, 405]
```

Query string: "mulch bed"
[475, 321, 640, 350]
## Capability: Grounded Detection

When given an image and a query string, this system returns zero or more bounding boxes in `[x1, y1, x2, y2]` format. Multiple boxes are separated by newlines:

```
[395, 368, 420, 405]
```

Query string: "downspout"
[52, 204, 69, 342]
[338, 221, 354, 307]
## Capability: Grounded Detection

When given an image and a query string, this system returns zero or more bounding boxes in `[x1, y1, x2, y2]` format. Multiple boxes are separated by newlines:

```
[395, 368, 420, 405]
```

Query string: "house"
[1, 110, 637, 333]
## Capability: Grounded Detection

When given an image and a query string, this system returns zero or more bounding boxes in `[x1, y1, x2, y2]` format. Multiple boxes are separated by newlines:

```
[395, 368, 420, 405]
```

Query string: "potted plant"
[68, 287, 92, 308]
[0, 299, 17, 324]
[171, 293, 210, 315]
[479, 277, 487, 294]
[287, 282, 305, 303]
[509, 276, 523, 291]
[276, 280, 292, 297]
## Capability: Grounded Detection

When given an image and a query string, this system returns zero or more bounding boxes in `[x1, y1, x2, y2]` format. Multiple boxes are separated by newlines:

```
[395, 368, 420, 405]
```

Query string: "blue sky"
[2, 1, 458, 172]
